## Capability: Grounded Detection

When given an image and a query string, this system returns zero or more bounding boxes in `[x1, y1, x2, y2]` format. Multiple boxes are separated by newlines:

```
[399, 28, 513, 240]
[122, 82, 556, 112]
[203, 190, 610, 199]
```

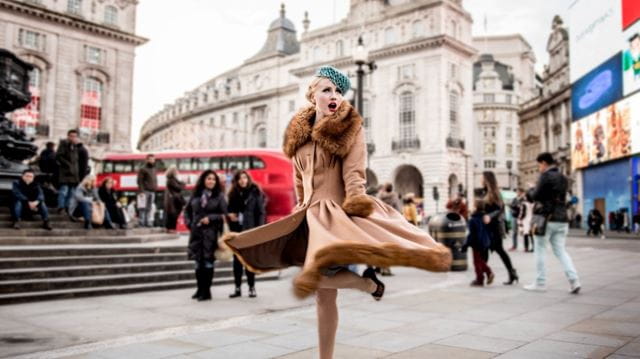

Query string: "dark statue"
[0, 48, 38, 198]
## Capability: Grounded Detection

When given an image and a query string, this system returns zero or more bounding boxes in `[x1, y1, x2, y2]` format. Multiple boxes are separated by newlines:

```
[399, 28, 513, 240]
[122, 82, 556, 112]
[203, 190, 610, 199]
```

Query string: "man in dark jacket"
[509, 188, 525, 250]
[136, 154, 157, 227]
[55, 130, 82, 212]
[11, 169, 52, 230]
[524, 152, 580, 294]
[38, 142, 57, 179]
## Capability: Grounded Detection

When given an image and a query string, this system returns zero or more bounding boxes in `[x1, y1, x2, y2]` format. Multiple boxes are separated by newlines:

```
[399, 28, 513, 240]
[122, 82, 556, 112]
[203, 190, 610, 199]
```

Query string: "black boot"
[248, 287, 257, 298]
[229, 287, 241, 298]
[42, 221, 52, 231]
[12, 221, 20, 230]
[191, 269, 202, 300]
[198, 267, 213, 301]
[503, 269, 519, 285]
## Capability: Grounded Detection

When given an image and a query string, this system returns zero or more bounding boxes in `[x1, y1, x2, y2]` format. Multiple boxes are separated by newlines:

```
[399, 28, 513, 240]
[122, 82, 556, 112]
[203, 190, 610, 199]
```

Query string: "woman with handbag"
[227, 170, 265, 299]
[481, 171, 518, 285]
[184, 170, 227, 301]
[98, 177, 127, 229]
[164, 166, 186, 233]
[69, 175, 114, 230]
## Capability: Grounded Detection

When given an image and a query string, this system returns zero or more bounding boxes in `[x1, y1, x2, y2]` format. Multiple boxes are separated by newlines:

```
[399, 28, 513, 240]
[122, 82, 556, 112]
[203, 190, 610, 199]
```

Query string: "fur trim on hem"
[342, 194, 374, 217]
[292, 241, 452, 299]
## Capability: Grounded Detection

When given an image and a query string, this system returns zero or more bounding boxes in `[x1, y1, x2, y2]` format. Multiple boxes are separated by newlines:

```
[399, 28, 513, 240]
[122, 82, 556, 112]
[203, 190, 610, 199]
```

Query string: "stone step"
[0, 261, 226, 280]
[0, 227, 167, 237]
[0, 269, 231, 294]
[0, 234, 180, 245]
[0, 214, 70, 221]
[0, 253, 188, 268]
[1, 221, 92, 229]
[0, 245, 186, 258]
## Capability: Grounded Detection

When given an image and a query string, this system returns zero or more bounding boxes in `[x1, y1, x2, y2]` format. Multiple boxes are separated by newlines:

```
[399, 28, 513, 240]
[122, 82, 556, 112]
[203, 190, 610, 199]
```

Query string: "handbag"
[531, 214, 549, 236]
[91, 201, 105, 225]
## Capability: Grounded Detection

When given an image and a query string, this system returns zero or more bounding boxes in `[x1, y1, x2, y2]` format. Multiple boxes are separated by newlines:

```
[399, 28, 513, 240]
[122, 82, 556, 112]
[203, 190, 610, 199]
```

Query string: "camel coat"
[223, 101, 451, 298]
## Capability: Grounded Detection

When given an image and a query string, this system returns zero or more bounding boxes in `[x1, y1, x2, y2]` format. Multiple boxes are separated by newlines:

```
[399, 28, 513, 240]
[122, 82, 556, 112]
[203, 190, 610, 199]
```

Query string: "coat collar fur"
[282, 101, 363, 158]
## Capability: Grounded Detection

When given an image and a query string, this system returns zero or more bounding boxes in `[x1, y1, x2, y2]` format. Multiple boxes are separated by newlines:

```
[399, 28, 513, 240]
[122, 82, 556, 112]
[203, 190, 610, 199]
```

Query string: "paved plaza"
[2, 236, 640, 359]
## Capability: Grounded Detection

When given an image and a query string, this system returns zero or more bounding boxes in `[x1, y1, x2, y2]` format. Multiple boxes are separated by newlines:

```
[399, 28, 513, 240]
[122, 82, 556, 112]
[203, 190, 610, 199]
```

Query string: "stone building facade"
[518, 16, 572, 190]
[471, 35, 536, 190]
[138, 0, 476, 214]
[0, 0, 146, 157]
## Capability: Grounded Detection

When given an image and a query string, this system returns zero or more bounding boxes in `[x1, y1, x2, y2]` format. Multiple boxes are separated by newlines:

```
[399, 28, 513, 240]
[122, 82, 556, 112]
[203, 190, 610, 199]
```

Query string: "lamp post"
[506, 161, 512, 190]
[353, 36, 377, 170]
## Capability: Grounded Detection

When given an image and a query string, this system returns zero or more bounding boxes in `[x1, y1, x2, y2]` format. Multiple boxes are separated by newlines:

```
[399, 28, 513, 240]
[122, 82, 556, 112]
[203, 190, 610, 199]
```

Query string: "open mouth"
[328, 102, 337, 111]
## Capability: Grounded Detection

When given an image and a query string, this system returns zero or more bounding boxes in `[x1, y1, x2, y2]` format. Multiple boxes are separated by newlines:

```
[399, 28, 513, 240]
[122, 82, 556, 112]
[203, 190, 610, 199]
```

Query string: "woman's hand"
[483, 215, 491, 224]
[227, 213, 238, 222]
[199, 217, 210, 225]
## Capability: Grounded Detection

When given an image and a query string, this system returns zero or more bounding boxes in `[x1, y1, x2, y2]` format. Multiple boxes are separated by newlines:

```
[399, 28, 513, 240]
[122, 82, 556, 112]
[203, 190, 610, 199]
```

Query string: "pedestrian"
[524, 152, 581, 294]
[509, 188, 525, 251]
[77, 140, 90, 181]
[11, 169, 52, 230]
[481, 171, 518, 285]
[377, 182, 401, 211]
[184, 170, 228, 301]
[402, 193, 418, 226]
[136, 154, 157, 227]
[462, 199, 493, 287]
[69, 175, 113, 230]
[227, 170, 266, 299]
[446, 193, 469, 221]
[587, 208, 604, 237]
[38, 141, 57, 183]
[55, 129, 81, 213]
[98, 177, 127, 229]
[222, 66, 450, 359]
[518, 196, 534, 252]
[164, 165, 186, 233]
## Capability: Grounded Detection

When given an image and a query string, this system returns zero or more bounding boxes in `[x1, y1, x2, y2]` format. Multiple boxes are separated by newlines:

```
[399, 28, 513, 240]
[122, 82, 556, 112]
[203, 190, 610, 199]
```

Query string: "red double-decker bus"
[96, 149, 295, 231]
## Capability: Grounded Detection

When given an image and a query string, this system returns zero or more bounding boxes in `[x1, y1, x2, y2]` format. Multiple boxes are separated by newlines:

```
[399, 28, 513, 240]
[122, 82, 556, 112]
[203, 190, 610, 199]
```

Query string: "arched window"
[449, 91, 460, 139]
[384, 27, 396, 45]
[398, 92, 415, 141]
[104, 5, 118, 25]
[257, 126, 267, 148]
[412, 20, 424, 38]
[335, 40, 344, 58]
[11, 67, 42, 135]
[79, 77, 103, 134]
[67, 0, 82, 15]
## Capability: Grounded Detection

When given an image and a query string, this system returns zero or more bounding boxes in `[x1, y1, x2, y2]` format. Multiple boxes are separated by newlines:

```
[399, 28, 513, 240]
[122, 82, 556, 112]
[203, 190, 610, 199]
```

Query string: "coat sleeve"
[55, 142, 71, 169]
[341, 128, 374, 217]
[255, 191, 267, 226]
[11, 182, 27, 201]
[184, 199, 193, 230]
[207, 194, 228, 222]
[527, 172, 547, 202]
[293, 163, 304, 209]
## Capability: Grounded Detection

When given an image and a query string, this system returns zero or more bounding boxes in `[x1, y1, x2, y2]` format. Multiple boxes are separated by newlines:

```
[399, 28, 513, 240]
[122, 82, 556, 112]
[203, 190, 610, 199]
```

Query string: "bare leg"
[317, 270, 376, 293]
[317, 288, 338, 359]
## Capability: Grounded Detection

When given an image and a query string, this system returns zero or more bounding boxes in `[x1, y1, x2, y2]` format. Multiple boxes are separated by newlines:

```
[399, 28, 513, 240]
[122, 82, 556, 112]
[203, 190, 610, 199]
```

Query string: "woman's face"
[105, 180, 113, 189]
[238, 173, 249, 188]
[205, 174, 216, 189]
[313, 78, 343, 118]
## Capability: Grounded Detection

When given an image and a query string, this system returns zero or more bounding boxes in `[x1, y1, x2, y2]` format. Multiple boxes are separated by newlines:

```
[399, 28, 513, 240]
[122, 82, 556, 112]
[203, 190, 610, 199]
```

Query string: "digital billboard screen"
[571, 53, 623, 121]
[622, 20, 640, 96]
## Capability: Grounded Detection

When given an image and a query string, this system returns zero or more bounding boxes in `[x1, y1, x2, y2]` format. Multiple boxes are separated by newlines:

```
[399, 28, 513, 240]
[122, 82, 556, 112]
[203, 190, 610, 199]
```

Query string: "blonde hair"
[80, 174, 96, 189]
[305, 77, 324, 105]
[165, 165, 178, 178]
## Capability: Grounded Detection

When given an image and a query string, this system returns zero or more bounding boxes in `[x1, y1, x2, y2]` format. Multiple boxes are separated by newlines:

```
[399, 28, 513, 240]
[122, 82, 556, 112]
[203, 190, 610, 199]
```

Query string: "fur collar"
[282, 101, 363, 158]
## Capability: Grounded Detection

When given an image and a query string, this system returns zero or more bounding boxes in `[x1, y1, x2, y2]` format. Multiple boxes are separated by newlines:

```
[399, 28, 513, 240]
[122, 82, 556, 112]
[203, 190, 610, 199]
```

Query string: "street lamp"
[506, 161, 512, 190]
[353, 36, 377, 169]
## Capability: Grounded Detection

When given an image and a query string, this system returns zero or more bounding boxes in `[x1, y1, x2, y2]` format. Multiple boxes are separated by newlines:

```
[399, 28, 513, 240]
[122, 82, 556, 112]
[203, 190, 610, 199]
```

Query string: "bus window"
[133, 160, 145, 171]
[114, 161, 133, 173]
[194, 158, 208, 171]
[251, 156, 265, 169]
[155, 159, 167, 171]
[162, 158, 177, 170]
[177, 158, 192, 171]
[103, 161, 114, 173]
[210, 157, 222, 171]
[224, 156, 250, 170]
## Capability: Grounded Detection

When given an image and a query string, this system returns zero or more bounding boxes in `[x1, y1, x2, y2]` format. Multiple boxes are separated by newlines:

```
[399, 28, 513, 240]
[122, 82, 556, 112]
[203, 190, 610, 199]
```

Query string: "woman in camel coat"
[223, 66, 450, 359]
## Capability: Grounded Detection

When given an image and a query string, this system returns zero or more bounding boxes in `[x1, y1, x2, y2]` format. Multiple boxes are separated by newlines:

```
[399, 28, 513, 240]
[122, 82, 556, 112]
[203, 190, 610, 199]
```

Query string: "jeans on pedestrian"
[57, 184, 76, 210]
[12, 200, 49, 221]
[511, 227, 518, 248]
[73, 201, 92, 223]
[533, 222, 579, 286]
[139, 191, 155, 227]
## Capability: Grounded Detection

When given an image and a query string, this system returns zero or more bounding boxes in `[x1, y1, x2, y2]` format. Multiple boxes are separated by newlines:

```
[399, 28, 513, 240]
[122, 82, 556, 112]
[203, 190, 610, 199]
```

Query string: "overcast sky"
[130, 0, 572, 149]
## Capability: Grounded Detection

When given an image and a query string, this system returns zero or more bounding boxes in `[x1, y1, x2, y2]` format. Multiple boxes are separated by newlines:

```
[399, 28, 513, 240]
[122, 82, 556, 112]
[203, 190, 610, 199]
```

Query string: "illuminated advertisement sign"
[571, 53, 623, 121]
[571, 92, 639, 170]
[623, 20, 640, 96]
[569, 0, 622, 83]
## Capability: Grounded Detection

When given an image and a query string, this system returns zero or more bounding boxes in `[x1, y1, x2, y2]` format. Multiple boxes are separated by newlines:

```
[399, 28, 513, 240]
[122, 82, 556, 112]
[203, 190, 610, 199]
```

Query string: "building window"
[412, 20, 424, 38]
[505, 94, 512, 104]
[384, 27, 396, 45]
[257, 126, 267, 148]
[288, 100, 295, 112]
[233, 112, 239, 125]
[335, 40, 344, 57]
[79, 77, 103, 134]
[220, 115, 226, 128]
[363, 99, 371, 142]
[398, 92, 415, 141]
[483, 142, 495, 156]
[10, 67, 42, 135]
[449, 20, 458, 38]
[67, 0, 82, 15]
[484, 160, 496, 169]
[506, 127, 512, 139]
[449, 91, 459, 139]
[397, 64, 414, 81]
[313, 46, 321, 62]
[449, 63, 458, 79]
[18, 29, 45, 52]
[104, 5, 117, 26]
[507, 144, 513, 156]
[483, 94, 495, 103]
[85, 46, 104, 65]
[220, 133, 226, 147]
